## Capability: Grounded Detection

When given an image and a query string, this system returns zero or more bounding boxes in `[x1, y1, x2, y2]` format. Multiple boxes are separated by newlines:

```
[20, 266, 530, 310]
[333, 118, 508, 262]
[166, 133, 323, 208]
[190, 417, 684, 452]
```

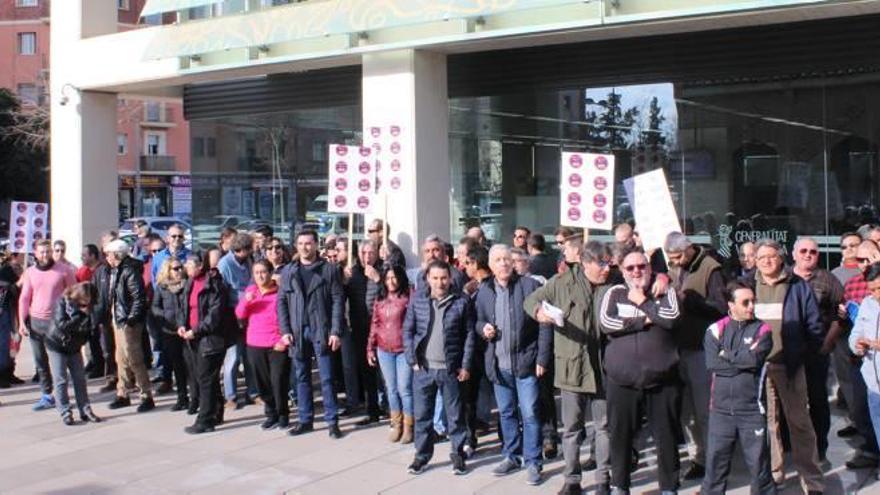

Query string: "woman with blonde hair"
[152, 258, 191, 412]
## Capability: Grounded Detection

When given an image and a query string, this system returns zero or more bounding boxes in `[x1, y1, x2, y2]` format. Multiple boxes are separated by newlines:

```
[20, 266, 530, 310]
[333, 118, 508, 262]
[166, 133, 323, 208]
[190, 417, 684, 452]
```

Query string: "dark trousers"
[539, 363, 559, 443]
[247, 345, 291, 420]
[804, 353, 830, 458]
[99, 321, 117, 377]
[195, 351, 224, 427]
[355, 329, 380, 414]
[293, 328, 338, 424]
[703, 412, 775, 494]
[413, 367, 468, 463]
[607, 379, 681, 491]
[29, 318, 53, 395]
[182, 343, 201, 410]
[86, 326, 105, 374]
[851, 361, 880, 455]
[462, 355, 485, 446]
[162, 333, 188, 402]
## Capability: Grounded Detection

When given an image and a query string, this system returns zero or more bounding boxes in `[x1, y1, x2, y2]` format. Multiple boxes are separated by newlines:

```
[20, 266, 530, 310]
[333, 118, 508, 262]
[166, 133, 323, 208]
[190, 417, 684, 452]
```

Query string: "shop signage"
[9, 201, 48, 254]
[327, 144, 375, 214]
[559, 152, 615, 231]
[622, 169, 681, 252]
[717, 222, 793, 258]
[119, 175, 168, 188]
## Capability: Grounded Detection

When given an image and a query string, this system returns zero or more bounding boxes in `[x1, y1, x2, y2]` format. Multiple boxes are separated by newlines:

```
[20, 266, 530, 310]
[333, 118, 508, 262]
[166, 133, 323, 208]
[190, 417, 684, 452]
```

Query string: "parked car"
[191, 215, 254, 245]
[119, 216, 193, 249]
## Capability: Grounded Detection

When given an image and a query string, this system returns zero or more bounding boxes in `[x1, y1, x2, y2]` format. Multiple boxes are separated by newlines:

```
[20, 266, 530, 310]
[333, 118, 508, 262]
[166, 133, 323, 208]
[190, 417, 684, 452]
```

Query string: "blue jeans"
[47, 349, 90, 416]
[434, 391, 447, 434]
[494, 369, 542, 466]
[293, 327, 338, 424]
[413, 368, 467, 462]
[376, 349, 413, 415]
[223, 340, 257, 401]
[29, 318, 53, 395]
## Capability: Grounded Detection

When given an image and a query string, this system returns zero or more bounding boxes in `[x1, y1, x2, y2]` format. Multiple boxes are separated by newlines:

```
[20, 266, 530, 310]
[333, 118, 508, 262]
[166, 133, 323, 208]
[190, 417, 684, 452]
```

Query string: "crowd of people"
[3, 217, 880, 494]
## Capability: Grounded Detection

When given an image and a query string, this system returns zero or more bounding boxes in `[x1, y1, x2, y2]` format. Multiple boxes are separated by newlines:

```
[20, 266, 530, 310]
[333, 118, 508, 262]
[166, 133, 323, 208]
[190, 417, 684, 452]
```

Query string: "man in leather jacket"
[104, 240, 154, 413]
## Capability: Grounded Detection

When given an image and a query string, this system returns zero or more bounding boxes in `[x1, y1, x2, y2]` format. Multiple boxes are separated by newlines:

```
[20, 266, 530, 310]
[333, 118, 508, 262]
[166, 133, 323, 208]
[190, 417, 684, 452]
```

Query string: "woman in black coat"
[178, 252, 228, 434]
[45, 282, 101, 425]
[152, 257, 190, 412]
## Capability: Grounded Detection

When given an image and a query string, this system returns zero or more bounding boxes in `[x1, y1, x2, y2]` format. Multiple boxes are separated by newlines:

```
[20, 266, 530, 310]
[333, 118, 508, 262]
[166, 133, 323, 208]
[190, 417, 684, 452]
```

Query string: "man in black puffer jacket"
[702, 280, 775, 494]
[104, 240, 154, 413]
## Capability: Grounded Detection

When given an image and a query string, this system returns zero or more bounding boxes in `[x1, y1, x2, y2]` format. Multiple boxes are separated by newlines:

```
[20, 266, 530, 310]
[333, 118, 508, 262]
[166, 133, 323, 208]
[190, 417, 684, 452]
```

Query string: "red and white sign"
[560, 152, 615, 231]
[9, 201, 48, 254]
[327, 144, 375, 214]
[365, 124, 406, 194]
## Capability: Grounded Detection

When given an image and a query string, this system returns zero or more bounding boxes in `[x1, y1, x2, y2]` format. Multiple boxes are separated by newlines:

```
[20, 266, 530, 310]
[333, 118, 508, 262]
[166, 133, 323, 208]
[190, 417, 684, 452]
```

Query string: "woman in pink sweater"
[235, 259, 290, 430]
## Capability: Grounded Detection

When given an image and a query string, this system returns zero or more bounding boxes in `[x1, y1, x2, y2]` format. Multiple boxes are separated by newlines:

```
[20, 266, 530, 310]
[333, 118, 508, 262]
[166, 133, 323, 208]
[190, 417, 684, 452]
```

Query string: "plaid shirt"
[844, 272, 869, 305]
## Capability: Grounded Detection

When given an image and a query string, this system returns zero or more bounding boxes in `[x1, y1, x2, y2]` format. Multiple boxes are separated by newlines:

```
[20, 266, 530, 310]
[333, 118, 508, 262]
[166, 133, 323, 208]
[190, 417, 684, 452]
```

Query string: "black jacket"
[152, 282, 185, 336]
[528, 253, 557, 280]
[705, 316, 772, 415]
[110, 256, 147, 327]
[178, 274, 227, 356]
[403, 291, 475, 374]
[46, 297, 93, 354]
[475, 274, 552, 382]
[90, 261, 112, 328]
[599, 280, 681, 388]
[277, 259, 344, 358]
[345, 262, 381, 336]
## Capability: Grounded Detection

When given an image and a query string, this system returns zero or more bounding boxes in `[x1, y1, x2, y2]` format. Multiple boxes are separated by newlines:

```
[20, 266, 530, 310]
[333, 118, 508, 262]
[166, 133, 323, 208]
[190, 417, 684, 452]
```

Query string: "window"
[312, 141, 325, 162]
[145, 101, 161, 122]
[117, 0, 130, 10]
[15, 0, 38, 7]
[192, 137, 205, 158]
[18, 33, 36, 55]
[206, 137, 216, 157]
[16, 84, 37, 104]
[117, 134, 128, 156]
[144, 133, 166, 156]
[143, 14, 162, 25]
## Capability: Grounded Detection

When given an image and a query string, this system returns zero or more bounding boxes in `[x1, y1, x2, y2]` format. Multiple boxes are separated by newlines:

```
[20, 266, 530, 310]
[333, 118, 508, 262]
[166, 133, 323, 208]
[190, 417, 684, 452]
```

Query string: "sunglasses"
[623, 263, 647, 272]
[798, 248, 818, 256]
[169, 234, 184, 239]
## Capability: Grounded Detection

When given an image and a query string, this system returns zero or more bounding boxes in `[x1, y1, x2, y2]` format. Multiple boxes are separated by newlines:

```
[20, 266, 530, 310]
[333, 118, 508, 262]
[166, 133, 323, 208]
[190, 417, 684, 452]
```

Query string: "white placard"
[365, 124, 406, 195]
[622, 169, 681, 251]
[9, 201, 49, 254]
[559, 152, 615, 231]
[327, 144, 376, 214]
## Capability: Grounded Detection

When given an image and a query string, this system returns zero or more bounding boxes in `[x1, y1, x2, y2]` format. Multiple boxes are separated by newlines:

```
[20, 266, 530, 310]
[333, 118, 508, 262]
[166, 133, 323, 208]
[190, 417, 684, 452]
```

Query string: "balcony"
[140, 155, 176, 172]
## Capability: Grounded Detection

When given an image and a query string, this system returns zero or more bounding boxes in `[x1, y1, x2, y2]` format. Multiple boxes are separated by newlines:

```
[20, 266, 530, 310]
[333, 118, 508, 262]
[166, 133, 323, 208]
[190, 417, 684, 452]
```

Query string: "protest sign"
[560, 152, 615, 231]
[622, 169, 681, 251]
[9, 201, 49, 254]
[327, 144, 375, 214]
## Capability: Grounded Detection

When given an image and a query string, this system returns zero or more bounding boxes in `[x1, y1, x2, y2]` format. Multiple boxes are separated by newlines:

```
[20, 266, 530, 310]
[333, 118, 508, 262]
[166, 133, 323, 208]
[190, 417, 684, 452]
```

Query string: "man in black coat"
[278, 230, 345, 439]
[104, 240, 154, 413]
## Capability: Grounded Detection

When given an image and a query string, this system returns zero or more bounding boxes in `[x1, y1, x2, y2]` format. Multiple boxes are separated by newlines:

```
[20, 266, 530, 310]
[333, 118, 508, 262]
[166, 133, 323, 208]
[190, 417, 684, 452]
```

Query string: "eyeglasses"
[798, 248, 818, 256]
[592, 260, 611, 268]
[623, 263, 647, 272]
[171, 266, 183, 272]
[757, 255, 778, 262]
[169, 234, 184, 239]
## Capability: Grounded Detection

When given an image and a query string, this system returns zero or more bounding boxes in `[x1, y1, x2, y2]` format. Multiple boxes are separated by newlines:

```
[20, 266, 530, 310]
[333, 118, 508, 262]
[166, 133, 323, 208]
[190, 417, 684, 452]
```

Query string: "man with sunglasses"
[150, 224, 190, 288]
[663, 232, 727, 482]
[839, 239, 880, 470]
[512, 226, 530, 250]
[835, 232, 864, 286]
[367, 219, 386, 247]
[526, 241, 612, 494]
[744, 239, 823, 493]
[791, 237, 845, 461]
[599, 247, 682, 495]
[52, 240, 77, 280]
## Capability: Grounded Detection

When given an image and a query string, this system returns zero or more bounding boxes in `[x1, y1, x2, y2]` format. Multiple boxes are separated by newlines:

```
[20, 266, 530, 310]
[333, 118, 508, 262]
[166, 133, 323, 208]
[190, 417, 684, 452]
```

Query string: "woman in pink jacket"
[235, 259, 290, 430]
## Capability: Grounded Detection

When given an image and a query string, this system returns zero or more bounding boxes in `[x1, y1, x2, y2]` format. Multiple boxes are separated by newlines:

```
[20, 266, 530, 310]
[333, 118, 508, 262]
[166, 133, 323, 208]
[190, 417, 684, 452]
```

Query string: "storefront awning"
[143, 0, 588, 60]
[141, 0, 218, 17]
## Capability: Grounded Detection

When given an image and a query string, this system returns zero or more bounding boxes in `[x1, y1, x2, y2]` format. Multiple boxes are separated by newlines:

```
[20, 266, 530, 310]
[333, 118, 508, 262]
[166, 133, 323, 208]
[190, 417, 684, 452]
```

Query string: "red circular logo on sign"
[334, 195, 347, 208]
[16, 217, 25, 227]
[568, 174, 582, 187]
[357, 196, 370, 209]
[568, 192, 581, 206]
[391, 177, 402, 190]
[593, 210, 607, 224]
[569, 155, 583, 168]
[594, 177, 607, 190]
[390, 159, 401, 172]
[359, 147, 371, 157]
[34, 204, 45, 214]
[370, 127, 381, 138]
[33, 218, 44, 228]
[594, 155, 609, 170]
[567, 208, 581, 221]
[16, 203, 27, 213]
[390, 125, 401, 137]
[358, 179, 371, 191]
[14, 239, 24, 250]
[14, 230, 25, 239]
[390, 142, 401, 154]
[335, 145, 347, 156]
[335, 161, 348, 173]
[335, 178, 347, 190]
[33, 232, 43, 240]
[359, 161, 371, 174]
[593, 194, 607, 208]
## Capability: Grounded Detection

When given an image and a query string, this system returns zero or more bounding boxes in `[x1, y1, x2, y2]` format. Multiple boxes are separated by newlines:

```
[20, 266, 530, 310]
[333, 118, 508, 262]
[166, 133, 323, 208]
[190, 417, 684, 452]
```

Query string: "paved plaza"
[1, 342, 879, 494]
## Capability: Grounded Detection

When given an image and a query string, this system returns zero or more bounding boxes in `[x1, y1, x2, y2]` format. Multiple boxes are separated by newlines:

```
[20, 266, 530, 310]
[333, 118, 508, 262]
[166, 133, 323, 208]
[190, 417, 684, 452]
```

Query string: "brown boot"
[400, 414, 414, 444]
[388, 411, 403, 442]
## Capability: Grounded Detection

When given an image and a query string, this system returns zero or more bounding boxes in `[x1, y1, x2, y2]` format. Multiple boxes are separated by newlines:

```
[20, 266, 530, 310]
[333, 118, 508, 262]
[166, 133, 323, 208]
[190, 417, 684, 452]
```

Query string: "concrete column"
[362, 50, 449, 266]
[50, 1, 118, 255]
